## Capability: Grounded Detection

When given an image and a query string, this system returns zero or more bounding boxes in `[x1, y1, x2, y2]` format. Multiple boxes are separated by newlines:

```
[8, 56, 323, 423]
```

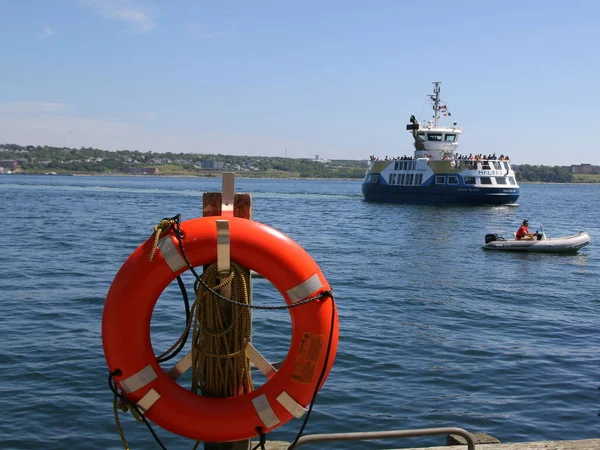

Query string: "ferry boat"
[361, 82, 520, 205]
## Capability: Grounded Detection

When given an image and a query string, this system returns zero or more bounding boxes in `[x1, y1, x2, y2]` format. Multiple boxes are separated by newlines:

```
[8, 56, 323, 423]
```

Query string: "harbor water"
[1, 175, 599, 449]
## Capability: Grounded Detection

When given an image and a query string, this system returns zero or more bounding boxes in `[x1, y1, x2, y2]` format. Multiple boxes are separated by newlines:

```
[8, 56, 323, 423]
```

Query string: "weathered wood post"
[202, 172, 252, 450]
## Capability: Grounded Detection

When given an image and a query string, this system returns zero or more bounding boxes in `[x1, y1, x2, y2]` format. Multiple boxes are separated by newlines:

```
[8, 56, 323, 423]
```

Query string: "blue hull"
[362, 183, 520, 205]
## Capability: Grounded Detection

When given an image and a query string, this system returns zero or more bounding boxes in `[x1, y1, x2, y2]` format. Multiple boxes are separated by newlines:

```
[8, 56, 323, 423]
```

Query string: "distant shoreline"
[3, 172, 599, 184]
[2, 171, 364, 181]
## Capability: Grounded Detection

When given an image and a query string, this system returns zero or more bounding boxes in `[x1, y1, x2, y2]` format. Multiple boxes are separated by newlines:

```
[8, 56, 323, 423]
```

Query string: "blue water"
[1, 175, 599, 449]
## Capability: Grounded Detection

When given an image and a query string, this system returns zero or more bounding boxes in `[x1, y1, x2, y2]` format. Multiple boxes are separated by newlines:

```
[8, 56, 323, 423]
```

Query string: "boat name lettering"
[457, 188, 480, 192]
[478, 170, 504, 176]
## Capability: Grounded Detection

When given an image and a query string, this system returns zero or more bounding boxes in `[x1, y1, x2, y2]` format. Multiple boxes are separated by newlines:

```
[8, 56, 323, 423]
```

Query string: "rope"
[112, 395, 131, 450]
[252, 427, 267, 450]
[170, 217, 332, 310]
[191, 262, 254, 397]
[148, 215, 181, 262]
[108, 371, 168, 450]
[156, 276, 191, 364]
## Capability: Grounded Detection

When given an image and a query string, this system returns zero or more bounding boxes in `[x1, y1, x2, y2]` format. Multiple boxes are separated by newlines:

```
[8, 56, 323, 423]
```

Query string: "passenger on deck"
[516, 220, 536, 240]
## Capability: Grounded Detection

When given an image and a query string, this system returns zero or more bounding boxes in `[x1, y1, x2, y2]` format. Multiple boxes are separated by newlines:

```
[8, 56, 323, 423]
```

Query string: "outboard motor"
[485, 233, 498, 244]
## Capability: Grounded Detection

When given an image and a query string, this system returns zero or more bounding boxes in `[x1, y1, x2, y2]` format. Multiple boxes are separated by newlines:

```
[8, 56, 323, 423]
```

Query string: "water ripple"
[1, 176, 599, 449]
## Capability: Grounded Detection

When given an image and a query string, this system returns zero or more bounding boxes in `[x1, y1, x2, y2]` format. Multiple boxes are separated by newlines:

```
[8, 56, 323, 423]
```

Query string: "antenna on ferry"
[429, 81, 441, 127]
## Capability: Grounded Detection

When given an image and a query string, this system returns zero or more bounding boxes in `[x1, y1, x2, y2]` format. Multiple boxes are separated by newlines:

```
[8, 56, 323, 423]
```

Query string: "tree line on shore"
[0, 144, 365, 178]
[0, 143, 588, 183]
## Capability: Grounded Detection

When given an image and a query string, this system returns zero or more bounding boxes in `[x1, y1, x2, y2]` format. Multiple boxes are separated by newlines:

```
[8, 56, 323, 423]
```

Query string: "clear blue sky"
[1, 1, 598, 165]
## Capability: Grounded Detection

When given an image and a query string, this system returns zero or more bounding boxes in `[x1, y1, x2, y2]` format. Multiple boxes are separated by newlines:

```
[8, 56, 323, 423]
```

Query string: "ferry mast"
[429, 81, 441, 127]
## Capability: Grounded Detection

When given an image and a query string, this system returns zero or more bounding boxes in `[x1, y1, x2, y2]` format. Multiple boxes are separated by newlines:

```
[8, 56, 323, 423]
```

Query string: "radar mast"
[429, 81, 441, 127]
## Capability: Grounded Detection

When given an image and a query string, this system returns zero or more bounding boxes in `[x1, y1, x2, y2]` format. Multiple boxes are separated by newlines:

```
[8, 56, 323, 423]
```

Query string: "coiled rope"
[191, 261, 253, 397]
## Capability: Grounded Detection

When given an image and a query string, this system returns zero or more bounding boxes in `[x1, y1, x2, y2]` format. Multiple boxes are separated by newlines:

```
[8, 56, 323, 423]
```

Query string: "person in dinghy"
[516, 219, 537, 240]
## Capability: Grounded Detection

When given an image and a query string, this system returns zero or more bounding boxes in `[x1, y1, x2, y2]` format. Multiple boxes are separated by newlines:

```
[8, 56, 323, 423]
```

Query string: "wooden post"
[202, 173, 252, 450]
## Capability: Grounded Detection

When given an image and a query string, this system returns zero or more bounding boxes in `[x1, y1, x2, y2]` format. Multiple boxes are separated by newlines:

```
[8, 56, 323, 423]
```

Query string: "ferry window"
[495, 177, 507, 185]
[509, 177, 516, 185]
[394, 161, 399, 170]
[435, 176, 445, 185]
[408, 174, 414, 185]
[370, 175, 379, 184]
[480, 177, 492, 185]
[493, 161, 502, 170]
[391, 174, 397, 185]
[481, 161, 491, 170]
[388, 174, 393, 185]
[365, 174, 370, 182]
[444, 134, 456, 142]
[427, 133, 443, 141]
[401, 161, 406, 170]
[464, 176, 476, 184]
[503, 162, 510, 171]
[416, 174, 422, 185]
[448, 176, 459, 185]
[399, 173, 405, 185]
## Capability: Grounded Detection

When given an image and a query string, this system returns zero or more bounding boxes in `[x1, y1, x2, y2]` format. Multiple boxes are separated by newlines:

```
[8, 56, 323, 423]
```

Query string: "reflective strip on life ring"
[102, 216, 339, 442]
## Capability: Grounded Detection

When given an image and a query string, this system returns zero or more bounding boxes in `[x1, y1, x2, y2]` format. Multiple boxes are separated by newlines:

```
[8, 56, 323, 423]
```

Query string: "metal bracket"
[221, 172, 234, 217]
[246, 342, 277, 379]
[216, 220, 231, 277]
[216, 220, 232, 298]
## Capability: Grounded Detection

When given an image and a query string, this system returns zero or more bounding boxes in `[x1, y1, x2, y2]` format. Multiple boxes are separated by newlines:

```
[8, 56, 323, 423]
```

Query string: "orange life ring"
[102, 216, 339, 442]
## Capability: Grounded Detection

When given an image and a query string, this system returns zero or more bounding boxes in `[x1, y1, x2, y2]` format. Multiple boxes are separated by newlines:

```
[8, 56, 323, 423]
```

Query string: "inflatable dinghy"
[482, 231, 590, 253]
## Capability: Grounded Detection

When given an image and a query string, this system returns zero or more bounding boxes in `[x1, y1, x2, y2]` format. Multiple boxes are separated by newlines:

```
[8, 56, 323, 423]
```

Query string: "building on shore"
[116, 167, 160, 175]
[0, 160, 18, 171]
[201, 160, 225, 170]
[570, 163, 600, 174]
